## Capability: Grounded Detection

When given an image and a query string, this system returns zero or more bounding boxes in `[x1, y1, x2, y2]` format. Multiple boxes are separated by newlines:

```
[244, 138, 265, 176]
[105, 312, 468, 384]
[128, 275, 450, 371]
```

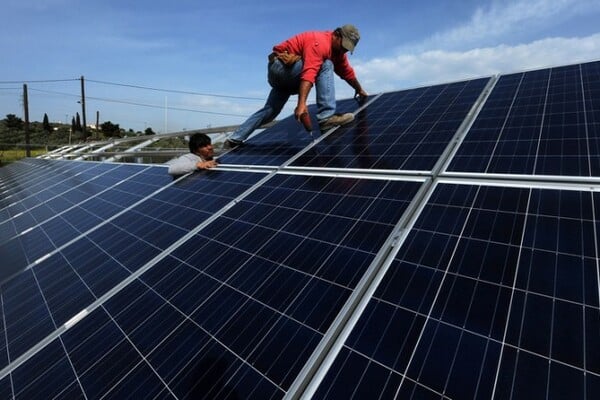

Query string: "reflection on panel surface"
[293, 78, 489, 171]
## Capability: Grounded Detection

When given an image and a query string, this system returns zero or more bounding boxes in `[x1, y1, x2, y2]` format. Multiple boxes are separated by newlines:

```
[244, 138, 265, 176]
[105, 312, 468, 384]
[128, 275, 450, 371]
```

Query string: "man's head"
[335, 24, 360, 54]
[189, 133, 214, 160]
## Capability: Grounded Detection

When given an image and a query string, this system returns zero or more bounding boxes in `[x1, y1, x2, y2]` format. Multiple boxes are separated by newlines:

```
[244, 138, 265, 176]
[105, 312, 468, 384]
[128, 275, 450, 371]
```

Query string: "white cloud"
[352, 33, 600, 94]
[420, 0, 600, 50]
[335, 1, 600, 99]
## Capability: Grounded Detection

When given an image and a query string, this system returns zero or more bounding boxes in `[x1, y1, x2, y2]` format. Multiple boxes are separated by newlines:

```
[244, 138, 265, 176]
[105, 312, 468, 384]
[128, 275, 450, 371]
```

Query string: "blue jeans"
[229, 59, 336, 142]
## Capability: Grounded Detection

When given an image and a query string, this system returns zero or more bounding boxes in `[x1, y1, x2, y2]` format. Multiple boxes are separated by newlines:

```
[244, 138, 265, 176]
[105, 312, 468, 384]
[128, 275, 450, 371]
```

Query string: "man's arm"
[167, 154, 216, 176]
[346, 78, 368, 100]
[294, 80, 313, 120]
[196, 159, 218, 170]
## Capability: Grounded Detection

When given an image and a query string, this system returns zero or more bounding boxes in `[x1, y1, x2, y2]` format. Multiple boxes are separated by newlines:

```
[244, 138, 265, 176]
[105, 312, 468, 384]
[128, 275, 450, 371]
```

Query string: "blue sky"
[2, 0, 600, 134]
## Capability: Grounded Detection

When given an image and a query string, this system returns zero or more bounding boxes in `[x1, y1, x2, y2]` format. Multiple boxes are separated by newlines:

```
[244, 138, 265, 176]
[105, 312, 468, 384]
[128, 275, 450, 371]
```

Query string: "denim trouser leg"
[268, 58, 303, 92]
[230, 59, 299, 142]
[315, 59, 336, 121]
[229, 91, 288, 142]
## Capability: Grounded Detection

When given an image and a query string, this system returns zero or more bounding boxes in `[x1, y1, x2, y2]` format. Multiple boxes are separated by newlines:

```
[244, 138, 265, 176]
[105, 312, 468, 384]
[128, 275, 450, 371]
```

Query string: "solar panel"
[307, 184, 599, 399]
[0, 162, 173, 282]
[448, 60, 600, 176]
[0, 162, 151, 239]
[0, 174, 422, 398]
[1, 60, 599, 399]
[218, 97, 363, 167]
[0, 159, 105, 213]
[0, 170, 267, 372]
[291, 78, 489, 171]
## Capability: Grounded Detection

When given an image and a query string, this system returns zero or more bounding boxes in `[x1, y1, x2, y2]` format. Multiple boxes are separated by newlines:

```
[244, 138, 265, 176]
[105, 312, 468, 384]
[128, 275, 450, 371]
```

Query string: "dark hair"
[188, 133, 211, 153]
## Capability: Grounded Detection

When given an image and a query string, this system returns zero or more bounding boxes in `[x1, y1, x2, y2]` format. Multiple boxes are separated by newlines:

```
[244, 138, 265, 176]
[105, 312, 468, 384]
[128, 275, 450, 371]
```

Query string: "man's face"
[195, 143, 214, 160]
[332, 34, 349, 56]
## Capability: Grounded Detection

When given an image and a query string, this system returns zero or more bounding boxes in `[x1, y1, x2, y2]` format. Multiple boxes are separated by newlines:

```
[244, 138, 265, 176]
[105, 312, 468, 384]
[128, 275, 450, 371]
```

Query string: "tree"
[4, 114, 23, 130]
[100, 121, 121, 138]
[144, 127, 156, 135]
[75, 112, 82, 132]
[42, 113, 51, 133]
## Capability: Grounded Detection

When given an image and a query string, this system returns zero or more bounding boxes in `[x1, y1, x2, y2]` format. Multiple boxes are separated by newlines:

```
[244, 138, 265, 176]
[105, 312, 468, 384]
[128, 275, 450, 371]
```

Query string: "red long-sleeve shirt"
[272, 30, 356, 84]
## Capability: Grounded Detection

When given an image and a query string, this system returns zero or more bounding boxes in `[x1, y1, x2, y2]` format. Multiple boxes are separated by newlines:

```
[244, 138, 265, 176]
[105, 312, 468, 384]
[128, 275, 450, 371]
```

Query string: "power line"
[87, 96, 248, 118]
[3, 79, 260, 124]
[0, 77, 265, 102]
[27, 88, 248, 118]
[86, 79, 264, 101]
[28, 88, 79, 98]
[0, 79, 78, 84]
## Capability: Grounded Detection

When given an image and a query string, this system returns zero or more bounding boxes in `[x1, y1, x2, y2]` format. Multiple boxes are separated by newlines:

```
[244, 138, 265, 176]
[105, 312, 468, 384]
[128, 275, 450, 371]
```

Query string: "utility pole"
[80, 76, 87, 140]
[23, 84, 31, 157]
[95, 110, 99, 139]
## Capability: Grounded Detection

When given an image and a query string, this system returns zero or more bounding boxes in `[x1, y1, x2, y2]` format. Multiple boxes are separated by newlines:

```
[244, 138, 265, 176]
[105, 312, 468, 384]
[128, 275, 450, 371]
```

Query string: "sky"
[2, 0, 600, 135]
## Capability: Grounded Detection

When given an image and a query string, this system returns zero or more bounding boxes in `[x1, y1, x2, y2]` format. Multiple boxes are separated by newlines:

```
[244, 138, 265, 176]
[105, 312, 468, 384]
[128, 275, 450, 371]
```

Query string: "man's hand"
[294, 104, 308, 121]
[346, 78, 368, 103]
[356, 88, 368, 98]
[354, 89, 368, 104]
[276, 51, 301, 66]
[196, 159, 218, 170]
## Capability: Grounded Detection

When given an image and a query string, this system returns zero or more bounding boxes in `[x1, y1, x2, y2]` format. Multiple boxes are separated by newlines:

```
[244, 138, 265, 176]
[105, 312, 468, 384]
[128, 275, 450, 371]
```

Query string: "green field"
[0, 148, 47, 166]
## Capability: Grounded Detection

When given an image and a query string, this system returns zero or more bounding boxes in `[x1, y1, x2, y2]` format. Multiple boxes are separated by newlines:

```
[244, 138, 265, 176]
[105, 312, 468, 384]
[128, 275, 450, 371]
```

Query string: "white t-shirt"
[166, 153, 205, 176]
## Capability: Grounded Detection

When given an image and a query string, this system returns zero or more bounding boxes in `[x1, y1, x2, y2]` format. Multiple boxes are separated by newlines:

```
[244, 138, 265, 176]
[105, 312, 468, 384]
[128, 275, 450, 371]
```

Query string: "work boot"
[223, 139, 242, 150]
[318, 113, 355, 132]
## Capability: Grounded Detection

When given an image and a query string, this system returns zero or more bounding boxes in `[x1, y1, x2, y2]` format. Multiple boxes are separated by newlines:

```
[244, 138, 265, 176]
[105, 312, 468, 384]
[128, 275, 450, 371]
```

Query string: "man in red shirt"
[226, 24, 368, 147]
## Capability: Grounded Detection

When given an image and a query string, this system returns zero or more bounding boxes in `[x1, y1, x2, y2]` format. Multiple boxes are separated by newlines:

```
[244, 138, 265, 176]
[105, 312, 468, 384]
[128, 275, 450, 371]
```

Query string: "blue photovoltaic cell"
[1, 174, 421, 399]
[0, 163, 172, 282]
[449, 60, 600, 176]
[313, 185, 600, 399]
[0, 162, 139, 241]
[0, 376, 12, 399]
[0, 170, 266, 373]
[9, 339, 84, 399]
[291, 78, 489, 171]
[218, 97, 361, 166]
[0, 159, 103, 214]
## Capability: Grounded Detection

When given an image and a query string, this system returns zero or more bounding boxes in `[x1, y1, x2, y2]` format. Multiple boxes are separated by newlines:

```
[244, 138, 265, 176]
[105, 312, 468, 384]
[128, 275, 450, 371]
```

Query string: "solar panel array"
[448, 62, 600, 176]
[0, 60, 599, 399]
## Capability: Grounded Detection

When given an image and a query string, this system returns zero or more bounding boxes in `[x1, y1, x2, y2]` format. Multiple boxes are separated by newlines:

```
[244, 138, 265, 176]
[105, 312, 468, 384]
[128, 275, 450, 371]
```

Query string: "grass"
[0, 148, 47, 166]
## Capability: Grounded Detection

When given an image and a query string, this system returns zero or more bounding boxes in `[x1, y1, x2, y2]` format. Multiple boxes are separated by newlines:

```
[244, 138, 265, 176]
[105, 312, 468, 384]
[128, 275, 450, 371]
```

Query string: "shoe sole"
[319, 114, 354, 131]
